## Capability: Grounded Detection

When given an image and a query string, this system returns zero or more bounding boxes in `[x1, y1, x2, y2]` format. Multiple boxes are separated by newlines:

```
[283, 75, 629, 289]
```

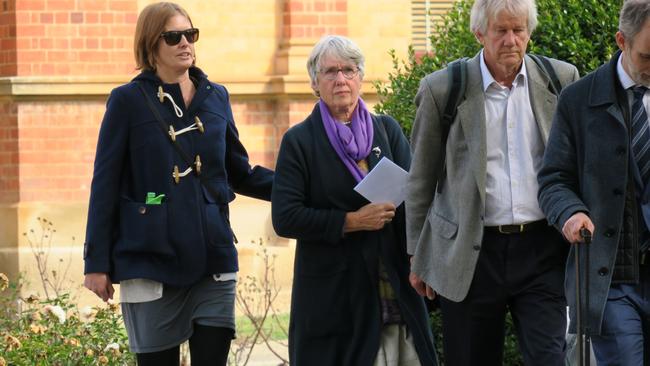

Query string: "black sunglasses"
[160, 28, 199, 46]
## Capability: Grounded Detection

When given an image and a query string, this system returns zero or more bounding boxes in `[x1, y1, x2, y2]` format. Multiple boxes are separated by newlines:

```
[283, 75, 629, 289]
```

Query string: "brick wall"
[230, 99, 280, 168]
[283, 0, 348, 39]
[0, 0, 17, 76]
[9, 0, 137, 76]
[17, 101, 104, 202]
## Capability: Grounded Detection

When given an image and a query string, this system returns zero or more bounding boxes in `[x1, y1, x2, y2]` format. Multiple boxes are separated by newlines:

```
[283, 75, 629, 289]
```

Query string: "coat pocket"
[117, 201, 174, 257]
[429, 213, 458, 239]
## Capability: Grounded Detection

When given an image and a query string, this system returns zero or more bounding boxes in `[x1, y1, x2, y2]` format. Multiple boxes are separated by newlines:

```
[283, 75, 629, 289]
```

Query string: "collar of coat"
[132, 66, 208, 85]
[588, 50, 624, 108]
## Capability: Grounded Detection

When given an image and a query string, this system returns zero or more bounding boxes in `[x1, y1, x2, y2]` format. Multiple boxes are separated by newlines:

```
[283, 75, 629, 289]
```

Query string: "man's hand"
[409, 257, 435, 300]
[344, 202, 396, 232]
[84, 273, 114, 302]
[562, 212, 595, 244]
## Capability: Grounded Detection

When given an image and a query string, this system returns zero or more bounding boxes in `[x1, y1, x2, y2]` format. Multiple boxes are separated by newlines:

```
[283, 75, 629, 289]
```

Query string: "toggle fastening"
[194, 155, 202, 175]
[157, 86, 184, 118]
[172, 165, 193, 184]
[167, 116, 205, 142]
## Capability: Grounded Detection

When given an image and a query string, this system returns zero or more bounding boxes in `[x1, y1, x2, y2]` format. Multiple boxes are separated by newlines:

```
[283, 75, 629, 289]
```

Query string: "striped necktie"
[631, 86, 650, 184]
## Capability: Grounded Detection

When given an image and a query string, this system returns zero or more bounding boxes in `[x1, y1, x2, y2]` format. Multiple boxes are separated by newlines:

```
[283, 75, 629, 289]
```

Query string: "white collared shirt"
[480, 51, 546, 226]
[616, 54, 650, 112]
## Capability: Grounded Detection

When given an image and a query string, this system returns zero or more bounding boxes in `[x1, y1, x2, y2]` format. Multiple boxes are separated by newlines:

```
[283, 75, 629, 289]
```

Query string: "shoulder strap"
[135, 82, 195, 166]
[442, 57, 469, 131]
[437, 57, 468, 193]
[528, 54, 562, 96]
[135, 81, 239, 242]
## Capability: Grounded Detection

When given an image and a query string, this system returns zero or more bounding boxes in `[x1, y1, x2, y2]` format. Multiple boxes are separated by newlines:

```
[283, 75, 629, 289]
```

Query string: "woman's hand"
[84, 273, 114, 302]
[344, 202, 396, 233]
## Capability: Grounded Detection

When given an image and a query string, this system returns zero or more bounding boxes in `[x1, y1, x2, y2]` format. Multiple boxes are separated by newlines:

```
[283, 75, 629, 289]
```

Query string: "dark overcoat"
[271, 103, 437, 366]
[538, 51, 632, 334]
[84, 67, 273, 286]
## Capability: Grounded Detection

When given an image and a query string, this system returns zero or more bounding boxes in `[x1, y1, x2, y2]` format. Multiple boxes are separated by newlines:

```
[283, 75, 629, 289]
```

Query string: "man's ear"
[616, 31, 627, 53]
[474, 31, 485, 46]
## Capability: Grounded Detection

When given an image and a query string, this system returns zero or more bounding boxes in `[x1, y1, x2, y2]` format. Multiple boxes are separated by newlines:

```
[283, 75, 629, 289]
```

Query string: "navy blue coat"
[84, 67, 273, 286]
[538, 51, 633, 334]
[272, 103, 437, 366]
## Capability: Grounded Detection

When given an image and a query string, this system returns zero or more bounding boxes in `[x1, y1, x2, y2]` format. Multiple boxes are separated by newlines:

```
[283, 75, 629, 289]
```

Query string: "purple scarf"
[320, 98, 374, 182]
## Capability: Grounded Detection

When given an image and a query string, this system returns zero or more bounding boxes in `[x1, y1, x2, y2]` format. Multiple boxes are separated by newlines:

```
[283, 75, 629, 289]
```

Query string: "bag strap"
[135, 81, 239, 242]
[437, 57, 468, 193]
[442, 57, 469, 130]
[135, 82, 196, 167]
[436, 55, 561, 194]
[528, 53, 563, 96]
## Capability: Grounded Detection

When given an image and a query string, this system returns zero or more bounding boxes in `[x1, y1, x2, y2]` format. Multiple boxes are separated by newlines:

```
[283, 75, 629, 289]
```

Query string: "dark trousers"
[136, 325, 233, 366]
[591, 265, 650, 366]
[439, 225, 568, 366]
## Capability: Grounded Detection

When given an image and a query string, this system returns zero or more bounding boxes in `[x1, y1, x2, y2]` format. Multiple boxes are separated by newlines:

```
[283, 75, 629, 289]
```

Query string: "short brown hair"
[133, 2, 194, 71]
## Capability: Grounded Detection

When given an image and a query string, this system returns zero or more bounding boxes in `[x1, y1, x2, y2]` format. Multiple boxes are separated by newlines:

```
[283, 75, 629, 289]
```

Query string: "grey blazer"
[406, 52, 579, 302]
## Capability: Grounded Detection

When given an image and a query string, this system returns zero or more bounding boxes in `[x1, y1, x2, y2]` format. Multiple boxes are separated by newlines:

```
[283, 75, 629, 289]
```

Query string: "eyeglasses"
[160, 28, 199, 46]
[319, 66, 359, 80]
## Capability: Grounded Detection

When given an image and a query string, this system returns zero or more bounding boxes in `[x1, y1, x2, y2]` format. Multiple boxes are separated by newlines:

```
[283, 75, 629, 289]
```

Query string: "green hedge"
[374, 0, 622, 137]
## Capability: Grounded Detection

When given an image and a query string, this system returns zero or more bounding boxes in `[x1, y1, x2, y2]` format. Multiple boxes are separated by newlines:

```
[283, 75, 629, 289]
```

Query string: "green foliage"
[530, 0, 621, 73]
[235, 313, 289, 342]
[374, 0, 621, 137]
[0, 274, 135, 366]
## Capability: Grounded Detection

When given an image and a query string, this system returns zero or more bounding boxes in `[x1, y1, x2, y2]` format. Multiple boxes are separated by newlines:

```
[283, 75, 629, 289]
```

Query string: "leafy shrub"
[374, 0, 621, 136]
[0, 273, 135, 366]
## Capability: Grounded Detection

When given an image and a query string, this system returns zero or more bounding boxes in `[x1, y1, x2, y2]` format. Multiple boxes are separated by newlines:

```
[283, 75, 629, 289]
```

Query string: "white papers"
[354, 157, 408, 206]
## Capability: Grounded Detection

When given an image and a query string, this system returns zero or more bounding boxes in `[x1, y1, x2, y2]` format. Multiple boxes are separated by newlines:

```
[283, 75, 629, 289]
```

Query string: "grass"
[235, 313, 289, 341]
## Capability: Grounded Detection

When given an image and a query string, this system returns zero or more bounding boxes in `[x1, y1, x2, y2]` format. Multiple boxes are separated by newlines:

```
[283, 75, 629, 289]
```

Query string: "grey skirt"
[121, 276, 236, 353]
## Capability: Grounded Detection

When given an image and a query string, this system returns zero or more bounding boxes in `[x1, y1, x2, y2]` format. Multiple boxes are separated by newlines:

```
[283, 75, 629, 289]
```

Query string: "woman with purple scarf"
[271, 35, 437, 366]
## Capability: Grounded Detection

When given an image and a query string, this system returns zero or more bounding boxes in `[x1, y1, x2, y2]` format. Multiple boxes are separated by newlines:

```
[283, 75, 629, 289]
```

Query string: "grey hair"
[306, 35, 365, 88]
[470, 0, 538, 35]
[619, 0, 650, 46]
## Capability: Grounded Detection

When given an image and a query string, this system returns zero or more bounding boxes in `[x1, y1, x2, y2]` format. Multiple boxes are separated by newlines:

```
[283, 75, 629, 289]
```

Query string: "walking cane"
[576, 227, 592, 366]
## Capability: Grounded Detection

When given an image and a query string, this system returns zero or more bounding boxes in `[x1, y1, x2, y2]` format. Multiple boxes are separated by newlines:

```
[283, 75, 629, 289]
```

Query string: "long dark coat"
[538, 51, 635, 334]
[272, 103, 437, 366]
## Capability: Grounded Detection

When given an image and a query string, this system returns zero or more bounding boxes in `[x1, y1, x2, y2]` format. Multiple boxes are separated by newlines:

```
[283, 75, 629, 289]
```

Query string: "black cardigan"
[271, 103, 438, 366]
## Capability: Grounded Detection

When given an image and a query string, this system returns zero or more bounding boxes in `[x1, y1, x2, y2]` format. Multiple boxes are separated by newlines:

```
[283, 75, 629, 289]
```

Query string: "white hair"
[470, 0, 538, 35]
[306, 35, 365, 89]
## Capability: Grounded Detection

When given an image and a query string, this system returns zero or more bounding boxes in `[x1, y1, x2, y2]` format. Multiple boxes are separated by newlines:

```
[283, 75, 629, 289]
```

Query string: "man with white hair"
[539, 1, 650, 364]
[407, 0, 579, 364]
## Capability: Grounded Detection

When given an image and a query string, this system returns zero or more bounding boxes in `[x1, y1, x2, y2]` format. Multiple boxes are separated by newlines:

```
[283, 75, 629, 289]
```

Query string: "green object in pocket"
[146, 192, 165, 205]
